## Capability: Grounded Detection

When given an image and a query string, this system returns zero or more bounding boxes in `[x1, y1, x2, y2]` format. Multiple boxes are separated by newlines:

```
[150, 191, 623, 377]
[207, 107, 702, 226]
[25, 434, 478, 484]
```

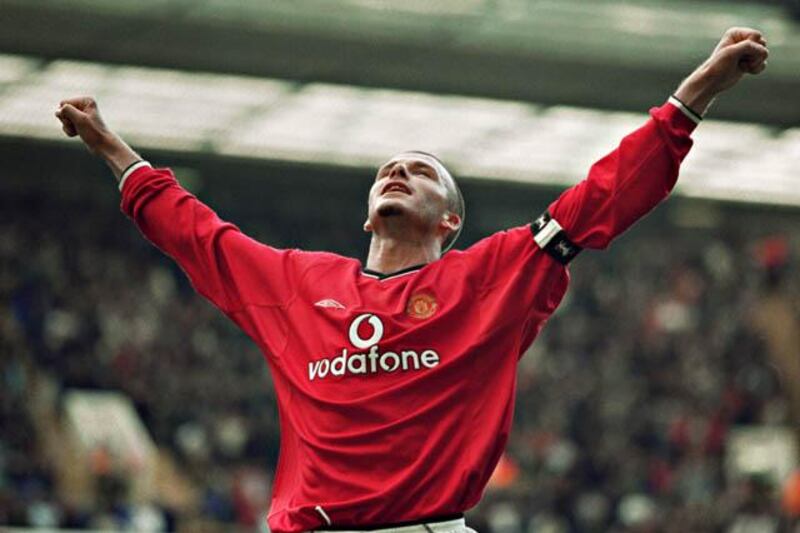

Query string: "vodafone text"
[308, 313, 440, 381]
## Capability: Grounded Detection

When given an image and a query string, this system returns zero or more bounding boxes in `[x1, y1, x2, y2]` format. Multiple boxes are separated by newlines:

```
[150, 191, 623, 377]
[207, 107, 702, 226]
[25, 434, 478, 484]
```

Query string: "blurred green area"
[1, 0, 798, 124]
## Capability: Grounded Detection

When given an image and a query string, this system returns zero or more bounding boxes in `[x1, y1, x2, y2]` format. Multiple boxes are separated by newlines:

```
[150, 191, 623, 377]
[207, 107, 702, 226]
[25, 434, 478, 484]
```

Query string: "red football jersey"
[120, 102, 697, 532]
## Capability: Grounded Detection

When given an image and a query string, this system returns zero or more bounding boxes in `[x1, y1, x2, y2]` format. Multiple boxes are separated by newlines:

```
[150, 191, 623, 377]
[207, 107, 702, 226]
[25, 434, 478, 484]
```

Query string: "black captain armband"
[531, 211, 581, 264]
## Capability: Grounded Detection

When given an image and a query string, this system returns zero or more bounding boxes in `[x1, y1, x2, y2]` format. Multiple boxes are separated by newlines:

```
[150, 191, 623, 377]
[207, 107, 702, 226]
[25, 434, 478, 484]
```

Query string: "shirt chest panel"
[298, 259, 472, 315]
[279, 263, 480, 376]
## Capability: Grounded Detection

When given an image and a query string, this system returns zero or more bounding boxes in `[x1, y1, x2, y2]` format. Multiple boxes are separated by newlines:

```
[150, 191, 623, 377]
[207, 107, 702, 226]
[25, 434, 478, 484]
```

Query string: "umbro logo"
[314, 299, 346, 310]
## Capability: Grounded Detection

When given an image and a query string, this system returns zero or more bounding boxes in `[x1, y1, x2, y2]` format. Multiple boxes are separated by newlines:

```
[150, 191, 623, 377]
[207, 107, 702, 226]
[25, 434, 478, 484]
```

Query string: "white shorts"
[309, 516, 477, 533]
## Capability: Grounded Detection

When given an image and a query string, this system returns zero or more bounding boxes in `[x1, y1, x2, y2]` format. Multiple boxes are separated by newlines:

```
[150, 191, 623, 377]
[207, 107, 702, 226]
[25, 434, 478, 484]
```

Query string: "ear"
[439, 212, 461, 234]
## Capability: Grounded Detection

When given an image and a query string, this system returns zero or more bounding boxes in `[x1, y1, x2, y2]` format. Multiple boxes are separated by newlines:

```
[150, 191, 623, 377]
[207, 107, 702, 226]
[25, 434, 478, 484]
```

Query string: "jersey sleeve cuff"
[667, 96, 703, 126]
[118, 161, 152, 192]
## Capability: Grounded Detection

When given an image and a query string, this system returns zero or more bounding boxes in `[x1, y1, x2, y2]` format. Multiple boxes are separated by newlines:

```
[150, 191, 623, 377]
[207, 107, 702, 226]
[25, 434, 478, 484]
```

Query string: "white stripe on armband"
[668, 96, 702, 125]
[533, 218, 563, 248]
[532, 211, 581, 264]
[118, 161, 152, 191]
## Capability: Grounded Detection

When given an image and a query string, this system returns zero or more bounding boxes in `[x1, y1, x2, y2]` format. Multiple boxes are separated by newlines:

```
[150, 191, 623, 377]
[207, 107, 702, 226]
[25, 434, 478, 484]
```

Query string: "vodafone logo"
[308, 313, 441, 381]
[348, 314, 384, 348]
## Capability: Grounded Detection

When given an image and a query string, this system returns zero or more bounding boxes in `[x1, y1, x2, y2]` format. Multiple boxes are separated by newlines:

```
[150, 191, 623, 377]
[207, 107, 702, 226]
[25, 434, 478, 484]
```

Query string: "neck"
[365, 234, 441, 274]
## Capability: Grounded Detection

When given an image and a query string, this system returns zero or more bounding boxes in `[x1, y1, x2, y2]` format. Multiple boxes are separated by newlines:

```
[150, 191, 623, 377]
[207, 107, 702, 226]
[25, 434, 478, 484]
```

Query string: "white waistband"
[311, 517, 466, 533]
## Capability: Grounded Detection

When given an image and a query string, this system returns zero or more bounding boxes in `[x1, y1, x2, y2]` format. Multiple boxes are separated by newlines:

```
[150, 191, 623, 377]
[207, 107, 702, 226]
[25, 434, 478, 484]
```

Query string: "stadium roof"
[1, 53, 798, 207]
[2, 0, 799, 126]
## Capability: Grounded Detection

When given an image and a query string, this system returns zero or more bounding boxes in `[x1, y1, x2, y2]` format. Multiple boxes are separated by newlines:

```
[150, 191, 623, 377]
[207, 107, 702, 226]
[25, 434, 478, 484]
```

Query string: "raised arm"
[542, 27, 768, 255]
[55, 97, 297, 316]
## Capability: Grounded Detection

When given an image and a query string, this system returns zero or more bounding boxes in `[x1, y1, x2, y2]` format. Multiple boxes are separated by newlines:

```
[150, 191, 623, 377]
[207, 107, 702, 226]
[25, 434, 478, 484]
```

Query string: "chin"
[376, 202, 406, 218]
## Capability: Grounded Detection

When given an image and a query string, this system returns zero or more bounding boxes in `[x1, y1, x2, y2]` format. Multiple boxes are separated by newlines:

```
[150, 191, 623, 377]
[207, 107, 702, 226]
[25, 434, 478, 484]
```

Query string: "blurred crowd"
[1, 180, 798, 532]
[491, 228, 800, 533]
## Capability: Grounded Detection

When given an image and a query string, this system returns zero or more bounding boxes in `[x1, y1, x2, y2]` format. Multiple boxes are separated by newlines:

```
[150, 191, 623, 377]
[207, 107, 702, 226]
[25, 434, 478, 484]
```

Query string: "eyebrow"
[378, 159, 438, 176]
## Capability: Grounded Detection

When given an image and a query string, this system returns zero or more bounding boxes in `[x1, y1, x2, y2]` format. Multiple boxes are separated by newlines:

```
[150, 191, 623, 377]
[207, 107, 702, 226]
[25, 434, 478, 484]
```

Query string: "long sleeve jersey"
[120, 100, 697, 533]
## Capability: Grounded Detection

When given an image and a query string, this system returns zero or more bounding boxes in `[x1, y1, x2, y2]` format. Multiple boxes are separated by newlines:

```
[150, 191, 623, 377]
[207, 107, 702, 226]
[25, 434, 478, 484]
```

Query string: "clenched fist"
[675, 27, 769, 116]
[55, 96, 113, 155]
[55, 96, 141, 179]
[704, 27, 768, 93]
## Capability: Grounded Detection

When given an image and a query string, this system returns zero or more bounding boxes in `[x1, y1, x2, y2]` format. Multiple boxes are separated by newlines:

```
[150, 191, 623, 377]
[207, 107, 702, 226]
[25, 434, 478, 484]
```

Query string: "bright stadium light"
[0, 54, 38, 84]
[0, 53, 799, 206]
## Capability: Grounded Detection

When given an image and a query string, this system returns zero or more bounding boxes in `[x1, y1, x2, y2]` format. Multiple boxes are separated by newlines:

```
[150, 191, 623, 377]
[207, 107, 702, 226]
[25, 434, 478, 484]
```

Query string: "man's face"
[365, 152, 454, 240]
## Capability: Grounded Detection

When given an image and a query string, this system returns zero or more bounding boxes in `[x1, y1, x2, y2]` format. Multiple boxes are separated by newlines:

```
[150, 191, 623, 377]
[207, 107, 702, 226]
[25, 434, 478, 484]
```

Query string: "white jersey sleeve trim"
[314, 505, 332, 526]
[118, 161, 152, 191]
[668, 96, 702, 125]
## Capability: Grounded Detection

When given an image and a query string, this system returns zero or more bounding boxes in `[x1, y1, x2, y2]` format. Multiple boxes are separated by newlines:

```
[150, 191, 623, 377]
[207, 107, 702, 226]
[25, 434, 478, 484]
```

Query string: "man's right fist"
[55, 97, 141, 179]
[55, 96, 113, 154]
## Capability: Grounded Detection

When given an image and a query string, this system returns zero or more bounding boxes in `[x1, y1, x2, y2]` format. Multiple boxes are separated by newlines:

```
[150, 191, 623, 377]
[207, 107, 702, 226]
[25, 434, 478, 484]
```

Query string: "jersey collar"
[361, 263, 426, 280]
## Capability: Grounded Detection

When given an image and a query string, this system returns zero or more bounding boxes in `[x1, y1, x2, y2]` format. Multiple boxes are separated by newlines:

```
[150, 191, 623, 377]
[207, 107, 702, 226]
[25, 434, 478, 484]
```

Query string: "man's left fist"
[702, 27, 769, 94]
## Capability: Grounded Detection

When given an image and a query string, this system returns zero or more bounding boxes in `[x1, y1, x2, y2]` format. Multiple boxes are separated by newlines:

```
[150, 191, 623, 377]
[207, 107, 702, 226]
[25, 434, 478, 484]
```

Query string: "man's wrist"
[673, 67, 719, 118]
[96, 133, 142, 181]
[669, 95, 703, 125]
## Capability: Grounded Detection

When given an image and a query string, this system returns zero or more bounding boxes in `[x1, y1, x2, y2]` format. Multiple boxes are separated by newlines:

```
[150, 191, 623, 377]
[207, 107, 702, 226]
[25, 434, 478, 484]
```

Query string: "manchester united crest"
[406, 293, 438, 319]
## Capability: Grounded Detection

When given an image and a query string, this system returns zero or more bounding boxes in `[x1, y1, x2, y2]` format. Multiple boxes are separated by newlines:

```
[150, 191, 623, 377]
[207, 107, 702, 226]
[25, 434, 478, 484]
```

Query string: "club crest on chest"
[406, 292, 438, 319]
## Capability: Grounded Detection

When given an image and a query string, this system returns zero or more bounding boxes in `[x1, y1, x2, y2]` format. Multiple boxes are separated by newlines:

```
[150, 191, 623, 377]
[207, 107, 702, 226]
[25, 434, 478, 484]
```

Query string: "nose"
[389, 162, 410, 179]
